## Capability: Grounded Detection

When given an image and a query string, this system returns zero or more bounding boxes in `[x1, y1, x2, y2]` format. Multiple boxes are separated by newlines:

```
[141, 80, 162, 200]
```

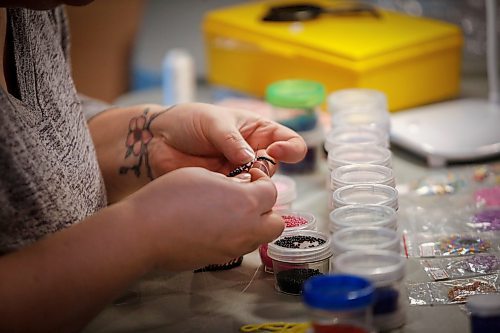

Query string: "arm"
[0, 168, 283, 333]
[88, 102, 307, 203]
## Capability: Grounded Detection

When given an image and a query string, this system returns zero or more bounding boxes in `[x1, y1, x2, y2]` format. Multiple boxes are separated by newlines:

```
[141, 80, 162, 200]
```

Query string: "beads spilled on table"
[439, 235, 491, 256]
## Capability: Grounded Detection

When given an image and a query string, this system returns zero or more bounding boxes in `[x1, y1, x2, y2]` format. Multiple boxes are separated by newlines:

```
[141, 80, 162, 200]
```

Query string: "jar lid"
[331, 184, 399, 211]
[467, 294, 500, 317]
[327, 88, 388, 114]
[272, 174, 297, 207]
[324, 126, 389, 152]
[327, 144, 392, 170]
[268, 230, 332, 264]
[266, 80, 325, 109]
[334, 250, 406, 285]
[331, 226, 401, 255]
[330, 164, 395, 192]
[328, 204, 397, 233]
[303, 274, 375, 311]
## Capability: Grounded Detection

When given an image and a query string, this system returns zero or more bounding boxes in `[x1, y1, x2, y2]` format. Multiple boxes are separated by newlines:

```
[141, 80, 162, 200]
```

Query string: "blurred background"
[66, 0, 499, 104]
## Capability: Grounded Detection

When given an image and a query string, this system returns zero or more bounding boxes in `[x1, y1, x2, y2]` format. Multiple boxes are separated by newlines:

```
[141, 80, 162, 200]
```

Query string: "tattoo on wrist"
[119, 106, 174, 180]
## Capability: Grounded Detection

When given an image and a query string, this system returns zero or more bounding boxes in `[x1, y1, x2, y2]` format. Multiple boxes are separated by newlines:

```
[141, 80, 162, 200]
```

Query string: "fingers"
[266, 136, 307, 163]
[208, 119, 256, 166]
[254, 211, 285, 245]
[247, 168, 277, 214]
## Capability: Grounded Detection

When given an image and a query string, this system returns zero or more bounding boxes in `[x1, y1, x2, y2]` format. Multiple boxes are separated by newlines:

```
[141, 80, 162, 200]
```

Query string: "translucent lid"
[329, 204, 397, 233]
[467, 294, 500, 317]
[275, 209, 317, 233]
[334, 250, 406, 285]
[268, 230, 332, 264]
[266, 80, 325, 109]
[331, 226, 401, 255]
[331, 184, 399, 211]
[328, 89, 388, 114]
[303, 274, 375, 311]
[272, 174, 297, 207]
[327, 144, 392, 170]
[324, 126, 389, 152]
[330, 164, 395, 192]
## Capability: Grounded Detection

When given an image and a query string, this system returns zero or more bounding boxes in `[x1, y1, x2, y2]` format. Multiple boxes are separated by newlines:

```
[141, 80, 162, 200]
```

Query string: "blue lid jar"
[303, 274, 375, 311]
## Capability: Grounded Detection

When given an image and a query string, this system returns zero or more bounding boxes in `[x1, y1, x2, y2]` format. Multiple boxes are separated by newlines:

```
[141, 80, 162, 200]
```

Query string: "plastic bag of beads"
[407, 274, 499, 305]
[467, 208, 500, 232]
[405, 232, 500, 258]
[421, 254, 500, 281]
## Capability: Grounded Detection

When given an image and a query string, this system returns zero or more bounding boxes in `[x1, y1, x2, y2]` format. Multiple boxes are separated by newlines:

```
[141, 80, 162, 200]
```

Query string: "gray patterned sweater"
[0, 7, 107, 254]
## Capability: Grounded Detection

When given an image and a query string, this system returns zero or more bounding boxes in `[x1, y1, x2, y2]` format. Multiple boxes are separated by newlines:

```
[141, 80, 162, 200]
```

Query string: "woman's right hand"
[124, 167, 284, 270]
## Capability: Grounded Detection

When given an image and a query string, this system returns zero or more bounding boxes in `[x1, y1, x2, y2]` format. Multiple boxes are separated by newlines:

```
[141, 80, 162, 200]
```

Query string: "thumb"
[209, 122, 255, 165]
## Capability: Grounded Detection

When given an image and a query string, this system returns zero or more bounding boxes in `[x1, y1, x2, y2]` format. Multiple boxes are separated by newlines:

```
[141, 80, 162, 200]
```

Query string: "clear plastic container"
[266, 80, 325, 132]
[280, 124, 324, 174]
[324, 126, 389, 153]
[259, 210, 318, 273]
[327, 144, 392, 171]
[334, 250, 407, 331]
[331, 108, 391, 135]
[327, 88, 388, 115]
[329, 204, 398, 234]
[467, 294, 500, 333]
[267, 230, 332, 295]
[330, 164, 396, 192]
[272, 174, 297, 210]
[303, 274, 375, 333]
[331, 226, 401, 256]
[330, 184, 399, 211]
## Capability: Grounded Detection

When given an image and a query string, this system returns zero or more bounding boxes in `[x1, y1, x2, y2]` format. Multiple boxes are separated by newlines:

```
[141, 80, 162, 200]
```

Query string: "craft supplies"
[330, 164, 395, 192]
[240, 322, 310, 333]
[334, 250, 407, 330]
[408, 274, 499, 305]
[303, 274, 375, 333]
[259, 210, 318, 273]
[418, 234, 493, 257]
[272, 174, 297, 210]
[329, 204, 397, 234]
[330, 184, 399, 211]
[331, 227, 401, 256]
[471, 209, 500, 231]
[421, 254, 500, 281]
[475, 186, 500, 208]
[328, 88, 388, 118]
[268, 230, 332, 295]
[331, 108, 391, 136]
[466, 294, 500, 333]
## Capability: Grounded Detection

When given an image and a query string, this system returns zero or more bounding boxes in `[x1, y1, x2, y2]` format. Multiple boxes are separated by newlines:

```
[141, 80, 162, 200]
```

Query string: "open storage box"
[203, 0, 463, 111]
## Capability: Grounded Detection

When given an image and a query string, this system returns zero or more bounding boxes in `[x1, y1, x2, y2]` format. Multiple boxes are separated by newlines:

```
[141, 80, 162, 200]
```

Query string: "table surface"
[83, 78, 499, 333]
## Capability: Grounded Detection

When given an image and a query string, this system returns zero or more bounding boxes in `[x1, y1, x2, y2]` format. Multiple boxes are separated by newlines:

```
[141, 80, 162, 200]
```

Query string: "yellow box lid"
[203, 0, 463, 68]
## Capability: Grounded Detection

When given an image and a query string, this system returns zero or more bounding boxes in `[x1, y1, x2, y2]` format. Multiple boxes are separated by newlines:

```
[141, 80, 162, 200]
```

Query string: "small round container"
[272, 174, 297, 210]
[331, 108, 391, 135]
[266, 80, 325, 132]
[327, 144, 392, 171]
[331, 227, 401, 256]
[324, 126, 389, 153]
[327, 88, 388, 114]
[268, 230, 332, 295]
[259, 210, 318, 273]
[334, 250, 407, 331]
[303, 274, 375, 333]
[280, 124, 324, 174]
[330, 184, 399, 211]
[467, 294, 500, 333]
[330, 164, 396, 192]
[329, 204, 398, 234]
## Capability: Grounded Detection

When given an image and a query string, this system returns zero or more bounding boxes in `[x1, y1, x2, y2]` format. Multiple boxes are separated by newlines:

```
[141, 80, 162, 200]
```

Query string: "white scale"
[390, 0, 500, 167]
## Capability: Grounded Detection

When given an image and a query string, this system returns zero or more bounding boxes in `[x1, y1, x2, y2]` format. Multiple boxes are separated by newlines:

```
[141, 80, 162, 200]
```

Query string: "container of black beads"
[268, 230, 332, 295]
[334, 250, 407, 331]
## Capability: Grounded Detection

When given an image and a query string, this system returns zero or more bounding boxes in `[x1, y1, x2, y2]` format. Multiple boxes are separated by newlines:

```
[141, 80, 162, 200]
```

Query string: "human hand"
[124, 166, 284, 270]
[139, 102, 307, 178]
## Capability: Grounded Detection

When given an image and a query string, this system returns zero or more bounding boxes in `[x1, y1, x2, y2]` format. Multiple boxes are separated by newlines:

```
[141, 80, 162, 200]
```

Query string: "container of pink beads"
[259, 210, 317, 273]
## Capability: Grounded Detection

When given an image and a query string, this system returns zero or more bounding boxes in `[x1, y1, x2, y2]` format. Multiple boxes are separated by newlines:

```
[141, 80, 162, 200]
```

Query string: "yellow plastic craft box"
[203, 0, 463, 111]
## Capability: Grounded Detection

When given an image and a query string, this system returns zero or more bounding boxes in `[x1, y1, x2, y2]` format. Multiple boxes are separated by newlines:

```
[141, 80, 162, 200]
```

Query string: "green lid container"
[266, 80, 326, 109]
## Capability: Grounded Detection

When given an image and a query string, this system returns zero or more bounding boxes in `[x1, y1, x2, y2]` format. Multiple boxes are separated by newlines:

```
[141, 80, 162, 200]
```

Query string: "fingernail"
[240, 147, 255, 163]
